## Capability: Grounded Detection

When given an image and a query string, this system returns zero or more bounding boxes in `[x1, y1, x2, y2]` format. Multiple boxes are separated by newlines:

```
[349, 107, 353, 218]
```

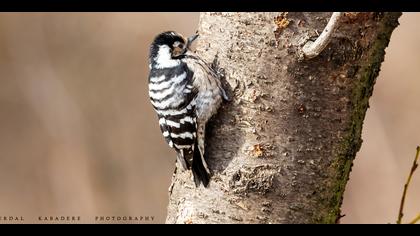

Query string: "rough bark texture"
[166, 12, 401, 224]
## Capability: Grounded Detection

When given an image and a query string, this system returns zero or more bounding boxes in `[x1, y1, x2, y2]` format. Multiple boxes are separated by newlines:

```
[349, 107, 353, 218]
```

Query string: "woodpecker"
[148, 31, 228, 187]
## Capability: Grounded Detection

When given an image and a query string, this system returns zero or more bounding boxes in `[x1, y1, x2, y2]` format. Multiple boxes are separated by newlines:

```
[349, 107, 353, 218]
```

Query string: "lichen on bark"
[319, 12, 402, 224]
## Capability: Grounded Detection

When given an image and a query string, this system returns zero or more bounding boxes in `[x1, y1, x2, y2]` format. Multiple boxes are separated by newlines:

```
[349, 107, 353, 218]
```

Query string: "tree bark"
[166, 12, 401, 224]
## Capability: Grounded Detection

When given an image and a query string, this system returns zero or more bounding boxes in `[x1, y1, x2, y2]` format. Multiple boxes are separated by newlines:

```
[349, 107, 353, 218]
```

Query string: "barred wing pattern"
[148, 63, 198, 170]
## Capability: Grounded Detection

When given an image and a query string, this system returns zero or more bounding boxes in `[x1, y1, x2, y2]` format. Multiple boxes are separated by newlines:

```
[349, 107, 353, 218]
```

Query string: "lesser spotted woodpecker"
[148, 31, 228, 187]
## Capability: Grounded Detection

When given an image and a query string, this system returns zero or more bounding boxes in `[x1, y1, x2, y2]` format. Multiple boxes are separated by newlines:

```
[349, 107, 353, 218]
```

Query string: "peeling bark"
[166, 12, 401, 224]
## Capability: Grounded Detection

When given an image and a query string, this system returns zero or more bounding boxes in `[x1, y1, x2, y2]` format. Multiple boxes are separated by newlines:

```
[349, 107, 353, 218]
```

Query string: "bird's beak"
[186, 34, 199, 49]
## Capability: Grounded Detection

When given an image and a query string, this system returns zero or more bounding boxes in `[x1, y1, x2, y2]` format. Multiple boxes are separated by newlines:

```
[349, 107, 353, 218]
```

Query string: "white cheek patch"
[154, 45, 180, 69]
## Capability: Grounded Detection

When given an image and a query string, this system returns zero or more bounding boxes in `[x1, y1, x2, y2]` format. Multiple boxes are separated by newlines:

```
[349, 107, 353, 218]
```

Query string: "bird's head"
[149, 31, 199, 67]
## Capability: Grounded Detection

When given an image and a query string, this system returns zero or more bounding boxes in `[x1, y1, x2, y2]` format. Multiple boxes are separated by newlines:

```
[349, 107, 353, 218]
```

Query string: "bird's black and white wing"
[148, 64, 199, 169]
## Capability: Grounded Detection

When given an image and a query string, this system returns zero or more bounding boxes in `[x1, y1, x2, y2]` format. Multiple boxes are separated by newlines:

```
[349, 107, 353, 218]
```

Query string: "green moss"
[315, 12, 402, 224]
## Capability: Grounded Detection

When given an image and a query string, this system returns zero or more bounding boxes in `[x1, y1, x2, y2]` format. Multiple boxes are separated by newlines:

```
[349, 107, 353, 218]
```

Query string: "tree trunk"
[166, 12, 401, 224]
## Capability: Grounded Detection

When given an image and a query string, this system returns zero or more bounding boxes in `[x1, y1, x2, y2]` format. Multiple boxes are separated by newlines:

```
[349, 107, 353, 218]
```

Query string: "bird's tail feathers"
[191, 142, 210, 187]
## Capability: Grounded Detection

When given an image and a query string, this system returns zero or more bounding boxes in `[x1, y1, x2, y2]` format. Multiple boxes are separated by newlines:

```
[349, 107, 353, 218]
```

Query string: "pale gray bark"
[166, 12, 401, 224]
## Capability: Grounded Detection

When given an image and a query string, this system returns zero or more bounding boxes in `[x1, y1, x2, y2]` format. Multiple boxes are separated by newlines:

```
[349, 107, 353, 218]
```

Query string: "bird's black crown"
[152, 31, 186, 47]
[149, 31, 186, 59]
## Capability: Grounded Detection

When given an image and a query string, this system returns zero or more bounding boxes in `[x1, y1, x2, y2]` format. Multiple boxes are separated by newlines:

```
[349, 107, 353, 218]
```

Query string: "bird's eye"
[173, 41, 184, 49]
[172, 42, 185, 57]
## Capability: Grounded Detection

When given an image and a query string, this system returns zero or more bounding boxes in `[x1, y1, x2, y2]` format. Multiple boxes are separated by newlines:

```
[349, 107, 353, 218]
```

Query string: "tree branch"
[397, 146, 420, 224]
[409, 213, 420, 224]
[301, 12, 343, 59]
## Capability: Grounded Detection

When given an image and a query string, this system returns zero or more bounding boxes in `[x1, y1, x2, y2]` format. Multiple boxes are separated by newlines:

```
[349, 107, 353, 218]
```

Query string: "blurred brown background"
[0, 13, 418, 224]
